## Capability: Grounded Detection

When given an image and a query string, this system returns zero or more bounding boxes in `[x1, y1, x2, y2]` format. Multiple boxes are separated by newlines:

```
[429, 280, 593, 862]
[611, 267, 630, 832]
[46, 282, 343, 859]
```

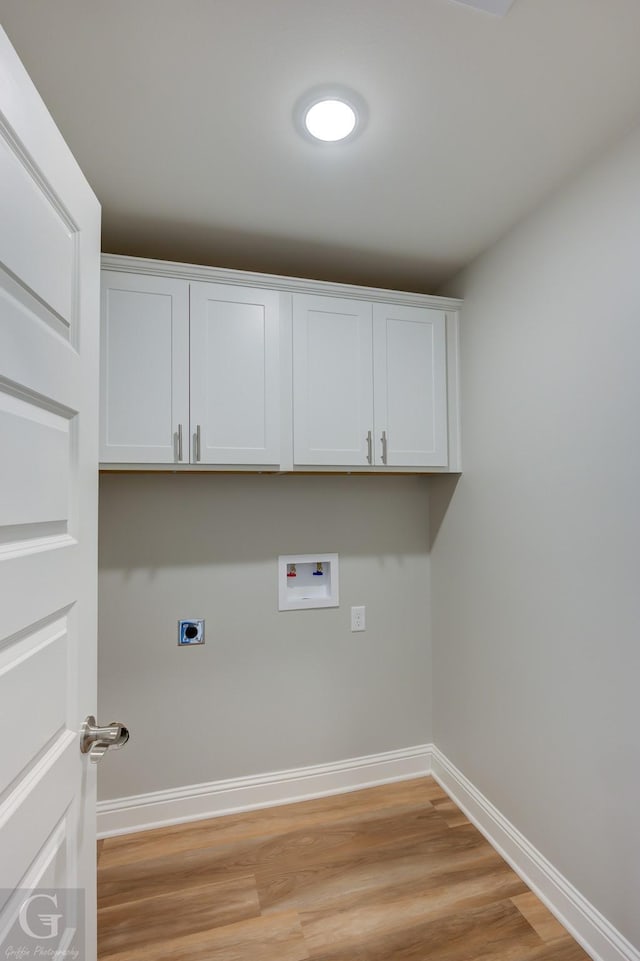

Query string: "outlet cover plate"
[351, 606, 366, 632]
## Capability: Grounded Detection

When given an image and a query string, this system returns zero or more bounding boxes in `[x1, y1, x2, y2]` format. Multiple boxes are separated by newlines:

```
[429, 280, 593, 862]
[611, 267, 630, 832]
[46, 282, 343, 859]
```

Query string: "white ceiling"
[2, 0, 640, 292]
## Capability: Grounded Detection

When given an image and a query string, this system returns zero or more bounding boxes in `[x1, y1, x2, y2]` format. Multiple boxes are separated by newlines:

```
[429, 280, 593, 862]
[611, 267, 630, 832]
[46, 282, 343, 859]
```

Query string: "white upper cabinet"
[293, 294, 449, 468]
[100, 271, 281, 467]
[100, 272, 189, 463]
[189, 282, 280, 465]
[373, 303, 448, 467]
[293, 295, 373, 466]
[100, 256, 461, 472]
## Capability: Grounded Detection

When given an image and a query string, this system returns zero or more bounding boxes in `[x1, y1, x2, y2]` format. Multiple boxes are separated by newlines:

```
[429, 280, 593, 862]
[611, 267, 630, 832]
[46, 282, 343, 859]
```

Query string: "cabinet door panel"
[293, 295, 373, 466]
[373, 304, 448, 467]
[190, 283, 280, 464]
[100, 272, 189, 463]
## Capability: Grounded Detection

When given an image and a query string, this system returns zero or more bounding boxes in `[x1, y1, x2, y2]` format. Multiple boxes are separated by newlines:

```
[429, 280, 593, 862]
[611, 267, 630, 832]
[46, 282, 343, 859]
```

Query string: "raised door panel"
[190, 283, 280, 465]
[100, 272, 189, 464]
[373, 304, 448, 467]
[293, 295, 373, 466]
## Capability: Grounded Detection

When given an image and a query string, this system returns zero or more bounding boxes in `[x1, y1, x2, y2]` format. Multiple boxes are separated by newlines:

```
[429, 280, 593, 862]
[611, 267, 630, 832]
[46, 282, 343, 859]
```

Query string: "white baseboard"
[97, 743, 433, 838]
[431, 747, 640, 961]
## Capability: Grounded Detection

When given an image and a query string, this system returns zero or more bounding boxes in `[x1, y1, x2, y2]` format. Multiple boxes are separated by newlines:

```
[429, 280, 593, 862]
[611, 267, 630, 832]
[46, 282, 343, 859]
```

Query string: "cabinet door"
[100, 272, 189, 463]
[190, 282, 280, 465]
[293, 294, 373, 466]
[373, 304, 448, 467]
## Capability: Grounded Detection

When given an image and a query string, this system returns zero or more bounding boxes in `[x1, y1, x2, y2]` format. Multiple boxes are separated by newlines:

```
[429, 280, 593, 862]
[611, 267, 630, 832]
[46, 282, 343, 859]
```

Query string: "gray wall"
[98, 472, 431, 801]
[431, 125, 640, 947]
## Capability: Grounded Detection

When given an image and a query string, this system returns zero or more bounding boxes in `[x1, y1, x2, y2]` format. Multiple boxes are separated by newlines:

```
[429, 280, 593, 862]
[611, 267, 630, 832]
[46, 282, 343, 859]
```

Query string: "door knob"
[80, 715, 130, 763]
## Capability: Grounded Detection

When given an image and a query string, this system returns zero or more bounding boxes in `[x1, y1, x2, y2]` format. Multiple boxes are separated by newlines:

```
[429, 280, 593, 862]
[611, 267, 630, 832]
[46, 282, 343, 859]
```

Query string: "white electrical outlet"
[351, 606, 366, 632]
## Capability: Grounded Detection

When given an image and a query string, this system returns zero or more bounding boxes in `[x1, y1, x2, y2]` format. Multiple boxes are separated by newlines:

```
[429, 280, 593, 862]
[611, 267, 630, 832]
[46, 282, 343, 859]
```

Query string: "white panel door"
[100, 272, 189, 463]
[0, 27, 101, 961]
[190, 282, 280, 465]
[293, 294, 373, 466]
[373, 304, 448, 467]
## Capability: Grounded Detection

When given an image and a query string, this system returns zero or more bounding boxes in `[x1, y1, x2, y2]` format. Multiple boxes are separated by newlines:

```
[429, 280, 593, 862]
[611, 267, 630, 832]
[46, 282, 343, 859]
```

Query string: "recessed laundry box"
[278, 553, 339, 611]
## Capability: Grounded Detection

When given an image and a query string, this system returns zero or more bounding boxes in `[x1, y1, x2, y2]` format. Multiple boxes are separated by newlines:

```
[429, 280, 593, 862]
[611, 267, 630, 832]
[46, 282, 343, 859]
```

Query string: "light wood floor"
[97, 777, 591, 961]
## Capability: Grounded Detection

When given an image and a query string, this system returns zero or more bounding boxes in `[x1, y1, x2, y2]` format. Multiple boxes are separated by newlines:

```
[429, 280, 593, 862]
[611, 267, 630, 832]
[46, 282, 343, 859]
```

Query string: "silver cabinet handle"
[366, 430, 373, 465]
[381, 430, 388, 465]
[176, 423, 183, 462]
[80, 715, 129, 764]
[195, 424, 201, 462]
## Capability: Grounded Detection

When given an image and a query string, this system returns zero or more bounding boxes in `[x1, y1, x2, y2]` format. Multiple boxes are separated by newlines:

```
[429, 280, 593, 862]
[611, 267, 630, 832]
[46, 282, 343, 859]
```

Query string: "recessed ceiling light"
[305, 99, 356, 142]
[294, 86, 367, 145]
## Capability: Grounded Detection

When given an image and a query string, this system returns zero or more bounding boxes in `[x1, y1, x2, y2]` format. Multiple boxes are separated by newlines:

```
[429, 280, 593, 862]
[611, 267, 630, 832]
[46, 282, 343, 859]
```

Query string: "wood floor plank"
[98, 801, 448, 909]
[512, 892, 572, 943]
[98, 875, 260, 957]
[519, 941, 592, 961]
[98, 845, 252, 910]
[299, 866, 528, 956]
[308, 898, 543, 961]
[431, 797, 471, 828]
[257, 821, 507, 914]
[99, 777, 445, 870]
[100, 910, 309, 961]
